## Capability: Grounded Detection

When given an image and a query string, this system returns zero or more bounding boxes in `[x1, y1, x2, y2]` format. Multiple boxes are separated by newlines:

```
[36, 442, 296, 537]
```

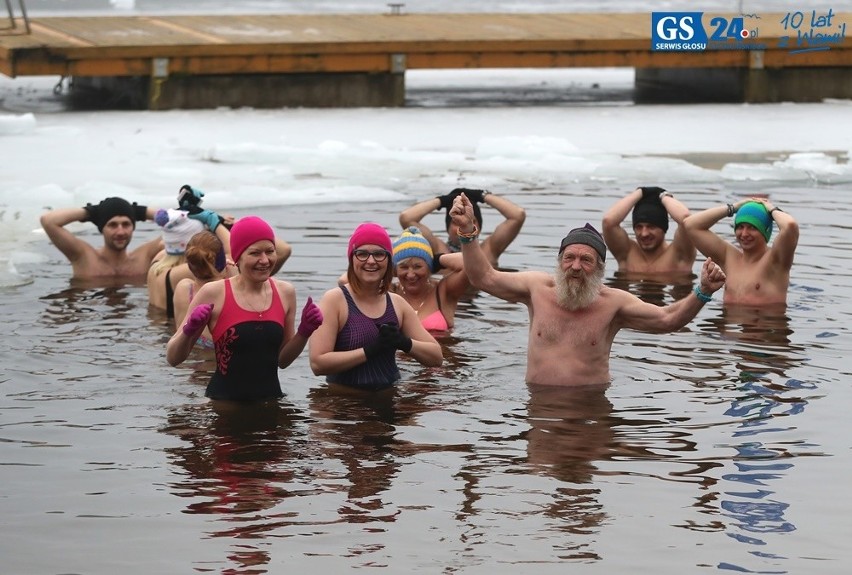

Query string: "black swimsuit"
[165, 268, 175, 319]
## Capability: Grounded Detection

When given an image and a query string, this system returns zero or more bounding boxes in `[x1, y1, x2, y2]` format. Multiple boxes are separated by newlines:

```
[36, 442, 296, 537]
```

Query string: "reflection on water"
[522, 384, 612, 558]
[702, 304, 799, 377]
[40, 282, 143, 325]
[162, 400, 311, 572]
[307, 386, 402, 516]
[697, 304, 822, 572]
[607, 270, 696, 306]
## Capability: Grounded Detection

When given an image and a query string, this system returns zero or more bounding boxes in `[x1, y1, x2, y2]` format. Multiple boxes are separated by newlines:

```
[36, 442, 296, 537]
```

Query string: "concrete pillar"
[636, 66, 852, 103]
[70, 72, 406, 110]
[635, 68, 746, 103]
[743, 67, 852, 103]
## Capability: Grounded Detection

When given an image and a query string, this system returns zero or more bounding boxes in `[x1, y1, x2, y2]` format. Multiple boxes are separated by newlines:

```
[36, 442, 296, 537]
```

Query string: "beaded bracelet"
[457, 225, 479, 244]
[693, 285, 713, 303]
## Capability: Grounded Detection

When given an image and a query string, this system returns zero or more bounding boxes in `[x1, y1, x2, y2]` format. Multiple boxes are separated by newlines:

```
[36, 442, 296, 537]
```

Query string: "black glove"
[364, 324, 395, 359]
[458, 188, 486, 204]
[379, 323, 413, 353]
[640, 186, 666, 201]
[82, 202, 99, 224]
[178, 184, 204, 210]
[436, 189, 461, 210]
[132, 203, 148, 222]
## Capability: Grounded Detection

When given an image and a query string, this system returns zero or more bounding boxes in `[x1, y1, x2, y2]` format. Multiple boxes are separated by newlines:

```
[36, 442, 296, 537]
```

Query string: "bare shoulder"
[174, 276, 194, 290]
[196, 278, 226, 300]
[319, 286, 345, 305]
[525, 270, 555, 286]
[273, 278, 296, 295]
[388, 291, 409, 307]
[600, 284, 638, 304]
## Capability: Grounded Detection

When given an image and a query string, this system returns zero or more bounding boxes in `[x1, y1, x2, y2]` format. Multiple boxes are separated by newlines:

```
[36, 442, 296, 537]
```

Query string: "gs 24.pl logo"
[652, 12, 758, 51]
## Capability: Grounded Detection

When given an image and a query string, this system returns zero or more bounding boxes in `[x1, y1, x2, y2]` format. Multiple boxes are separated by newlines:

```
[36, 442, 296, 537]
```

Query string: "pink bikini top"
[420, 309, 449, 332]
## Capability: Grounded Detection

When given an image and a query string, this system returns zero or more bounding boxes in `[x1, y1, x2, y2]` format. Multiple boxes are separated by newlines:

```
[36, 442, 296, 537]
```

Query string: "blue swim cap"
[734, 201, 773, 242]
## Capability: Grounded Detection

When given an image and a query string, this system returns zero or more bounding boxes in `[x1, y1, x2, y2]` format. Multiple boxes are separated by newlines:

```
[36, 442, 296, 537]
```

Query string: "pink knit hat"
[348, 222, 392, 258]
[230, 216, 276, 262]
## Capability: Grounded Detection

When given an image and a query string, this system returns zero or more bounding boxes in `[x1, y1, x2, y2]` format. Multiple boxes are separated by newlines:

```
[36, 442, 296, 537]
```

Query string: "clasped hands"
[364, 323, 412, 359]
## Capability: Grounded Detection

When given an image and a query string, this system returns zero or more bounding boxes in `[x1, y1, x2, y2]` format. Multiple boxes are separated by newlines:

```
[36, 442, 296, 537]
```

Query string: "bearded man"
[449, 193, 726, 387]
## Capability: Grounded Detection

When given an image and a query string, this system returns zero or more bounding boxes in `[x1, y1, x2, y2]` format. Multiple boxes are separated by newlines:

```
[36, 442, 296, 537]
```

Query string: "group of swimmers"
[39, 184, 798, 398]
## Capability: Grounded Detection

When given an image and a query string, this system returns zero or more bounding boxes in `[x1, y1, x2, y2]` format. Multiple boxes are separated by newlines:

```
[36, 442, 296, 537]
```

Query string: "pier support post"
[635, 66, 852, 103]
[70, 72, 406, 110]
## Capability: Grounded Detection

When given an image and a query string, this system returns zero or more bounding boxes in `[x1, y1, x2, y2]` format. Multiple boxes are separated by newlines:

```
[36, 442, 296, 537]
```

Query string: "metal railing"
[3, 0, 30, 34]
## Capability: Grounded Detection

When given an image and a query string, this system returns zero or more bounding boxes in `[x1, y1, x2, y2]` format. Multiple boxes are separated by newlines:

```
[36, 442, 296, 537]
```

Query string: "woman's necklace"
[403, 281, 433, 313]
[241, 282, 269, 317]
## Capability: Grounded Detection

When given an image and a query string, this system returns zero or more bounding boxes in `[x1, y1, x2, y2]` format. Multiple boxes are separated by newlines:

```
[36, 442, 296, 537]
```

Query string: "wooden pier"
[1, 12, 850, 108]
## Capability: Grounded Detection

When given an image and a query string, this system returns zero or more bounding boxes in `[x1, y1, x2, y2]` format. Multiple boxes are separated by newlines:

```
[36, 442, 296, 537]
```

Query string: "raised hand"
[187, 209, 222, 232]
[182, 303, 213, 336]
[449, 193, 476, 231]
[178, 185, 204, 209]
[436, 189, 460, 210]
[459, 188, 486, 203]
[296, 296, 323, 338]
[639, 186, 666, 201]
[698, 258, 726, 294]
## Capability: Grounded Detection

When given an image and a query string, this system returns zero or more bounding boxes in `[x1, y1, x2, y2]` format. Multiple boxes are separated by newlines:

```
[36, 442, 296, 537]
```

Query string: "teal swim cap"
[734, 201, 773, 242]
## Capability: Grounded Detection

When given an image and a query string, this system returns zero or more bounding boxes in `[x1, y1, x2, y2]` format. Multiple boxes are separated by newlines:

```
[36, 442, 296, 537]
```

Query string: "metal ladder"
[3, 0, 31, 34]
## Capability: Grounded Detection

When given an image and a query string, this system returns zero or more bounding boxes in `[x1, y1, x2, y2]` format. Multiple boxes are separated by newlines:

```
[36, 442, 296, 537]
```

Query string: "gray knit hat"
[558, 223, 606, 261]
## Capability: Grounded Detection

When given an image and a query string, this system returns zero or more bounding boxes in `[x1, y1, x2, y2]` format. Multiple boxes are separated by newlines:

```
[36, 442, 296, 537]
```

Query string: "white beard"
[554, 263, 604, 311]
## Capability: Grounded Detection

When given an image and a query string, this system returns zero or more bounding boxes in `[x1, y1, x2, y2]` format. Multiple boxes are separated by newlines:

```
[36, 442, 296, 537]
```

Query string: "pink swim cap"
[347, 222, 392, 258]
[230, 216, 276, 262]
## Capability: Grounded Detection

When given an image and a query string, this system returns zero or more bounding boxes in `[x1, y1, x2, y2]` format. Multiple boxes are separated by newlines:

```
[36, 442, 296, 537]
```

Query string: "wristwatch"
[660, 191, 673, 199]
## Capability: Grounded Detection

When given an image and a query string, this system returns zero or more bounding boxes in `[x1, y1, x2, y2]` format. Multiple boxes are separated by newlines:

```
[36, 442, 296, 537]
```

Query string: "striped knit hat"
[392, 226, 434, 269]
[734, 201, 773, 242]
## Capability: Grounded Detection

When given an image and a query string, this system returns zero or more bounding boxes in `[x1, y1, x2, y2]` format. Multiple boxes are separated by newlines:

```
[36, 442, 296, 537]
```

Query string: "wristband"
[693, 286, 713, 303]
[457, 225, 479, 244]
[769, 207, 783, 216]
[432, 253, 445, 273]
[726, 203, 735, 217]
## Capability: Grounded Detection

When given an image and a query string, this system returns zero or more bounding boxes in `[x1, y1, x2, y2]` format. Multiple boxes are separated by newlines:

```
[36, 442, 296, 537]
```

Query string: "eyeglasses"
[352, 249, 389, 263]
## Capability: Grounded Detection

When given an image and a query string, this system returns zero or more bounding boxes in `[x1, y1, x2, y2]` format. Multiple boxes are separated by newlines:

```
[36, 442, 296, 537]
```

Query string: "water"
[3, 175, 851, 573]
[3, 2, 852, 573]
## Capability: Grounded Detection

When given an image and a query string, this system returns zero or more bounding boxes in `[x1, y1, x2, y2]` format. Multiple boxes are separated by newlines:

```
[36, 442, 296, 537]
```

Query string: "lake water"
[3, 1, 852, 572]
[2, 172, 851, 573]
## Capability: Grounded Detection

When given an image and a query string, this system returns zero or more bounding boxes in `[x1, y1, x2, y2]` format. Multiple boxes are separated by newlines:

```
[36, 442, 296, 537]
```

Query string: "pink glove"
[183, 303, 213, 336]
[296, 296, 323, 338]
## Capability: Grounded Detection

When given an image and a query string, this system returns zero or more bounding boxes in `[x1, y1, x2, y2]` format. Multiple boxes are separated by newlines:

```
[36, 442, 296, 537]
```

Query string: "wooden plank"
[2, 12, 851, 79]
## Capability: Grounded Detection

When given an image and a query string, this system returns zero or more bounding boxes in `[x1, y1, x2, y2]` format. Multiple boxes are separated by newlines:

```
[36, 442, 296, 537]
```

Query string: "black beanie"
[559, 223, 607, 261]
[631, 197, 669, 232]
[92, 197, 137, 233]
